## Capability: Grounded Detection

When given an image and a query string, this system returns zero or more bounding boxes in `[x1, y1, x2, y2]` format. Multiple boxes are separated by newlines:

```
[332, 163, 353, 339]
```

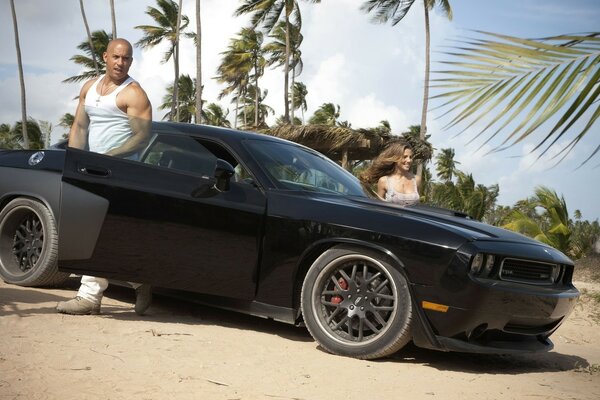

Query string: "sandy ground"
[1, 276, 599, 400]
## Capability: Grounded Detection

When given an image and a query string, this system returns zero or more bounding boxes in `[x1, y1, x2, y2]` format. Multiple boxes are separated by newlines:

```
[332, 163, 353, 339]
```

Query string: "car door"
[59, 133, 266, 300]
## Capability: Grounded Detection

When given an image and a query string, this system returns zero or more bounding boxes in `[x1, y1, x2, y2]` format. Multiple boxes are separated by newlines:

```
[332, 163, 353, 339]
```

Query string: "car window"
[244, 139, 365, 196]
[141, 134, 218, 178]
[142, 134, 251, 182]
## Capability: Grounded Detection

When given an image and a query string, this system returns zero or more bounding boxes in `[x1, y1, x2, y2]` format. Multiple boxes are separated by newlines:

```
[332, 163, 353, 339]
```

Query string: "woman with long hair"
[360, 141, 421, 206]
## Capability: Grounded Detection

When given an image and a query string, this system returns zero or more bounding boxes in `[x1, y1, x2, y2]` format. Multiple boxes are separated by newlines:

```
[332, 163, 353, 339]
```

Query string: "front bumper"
[410, 278, 579, 353]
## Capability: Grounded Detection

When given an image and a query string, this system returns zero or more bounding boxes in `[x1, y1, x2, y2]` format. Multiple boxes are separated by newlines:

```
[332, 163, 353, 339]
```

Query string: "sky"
[1, 0, 599, 221]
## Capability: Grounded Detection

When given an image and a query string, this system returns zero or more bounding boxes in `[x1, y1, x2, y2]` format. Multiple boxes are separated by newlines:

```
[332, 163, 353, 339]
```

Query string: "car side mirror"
[214, 158, 235, 192]
[191, 158, 235, 198]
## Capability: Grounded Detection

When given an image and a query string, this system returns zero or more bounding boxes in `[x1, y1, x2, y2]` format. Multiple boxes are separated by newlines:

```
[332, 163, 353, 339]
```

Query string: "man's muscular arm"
[67, 80, 94, 150]
[104, 83, 153, 158]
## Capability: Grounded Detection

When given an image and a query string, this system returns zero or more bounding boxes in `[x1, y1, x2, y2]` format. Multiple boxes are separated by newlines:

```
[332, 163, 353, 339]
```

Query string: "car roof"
[151, 121, 290, 147]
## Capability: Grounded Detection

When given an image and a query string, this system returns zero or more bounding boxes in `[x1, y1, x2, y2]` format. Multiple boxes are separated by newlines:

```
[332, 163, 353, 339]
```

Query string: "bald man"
[57, 38, 153, 316]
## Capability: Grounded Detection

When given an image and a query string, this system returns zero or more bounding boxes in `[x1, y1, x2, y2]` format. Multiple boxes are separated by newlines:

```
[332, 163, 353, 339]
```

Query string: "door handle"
[77, 165, 111, 177]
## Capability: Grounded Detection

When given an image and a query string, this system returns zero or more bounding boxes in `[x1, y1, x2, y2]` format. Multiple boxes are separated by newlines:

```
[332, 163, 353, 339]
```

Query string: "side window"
[142, 134, 252, 183]
[142, 134, 217, 177]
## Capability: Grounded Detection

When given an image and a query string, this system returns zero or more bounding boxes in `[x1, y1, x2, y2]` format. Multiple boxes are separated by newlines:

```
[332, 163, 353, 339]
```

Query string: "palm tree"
[203, 103, 231, 127]
[195, 0, 203, 124]
[63, 30, 110, 83]
[9, 119, 46, 150]
[238, 86, 274, 129]
[264, 19, 304, 124]
[431, 32, 600, 166]
[308, 103, 340, 125]
[136, 0, 189, 120]
[59, 113, 75, 140]
[435, 148, 459, 183]
[428, 170, 498, 221]
[109, 0, 117, 39]
[9, 0, 28, 149]
[216, 28, 266, 129]
[503, 186, 570, 253]
[159, 74, 197, 122]
[78, 0, 99, 76]
[234, 0, 321, 123]
[0, 123, 19, 149]
[291, 81, 308, 123]
[361, 0, 453, 179]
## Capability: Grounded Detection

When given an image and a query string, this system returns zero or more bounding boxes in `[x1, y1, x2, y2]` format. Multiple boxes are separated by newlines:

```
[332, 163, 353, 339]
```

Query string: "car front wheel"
[301, 246, 413, 359]
[0, 197, 68, 287]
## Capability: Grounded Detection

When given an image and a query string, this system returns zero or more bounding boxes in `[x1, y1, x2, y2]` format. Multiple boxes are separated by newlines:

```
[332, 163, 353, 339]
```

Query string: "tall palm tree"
[503, 186, 571, 252]
[78, 0, 99, 76]
[135, 0, 190, 120]
[159, 74, 197, 122]
[195, 0, 203, 124]
[216, 28, 266, 128]
[431, 32, 600, 166]
[63, 30, 110, 83]
[435, 147, 459, 183]
[109, 0, 117, 39]
[308, 103, 340, 125]
[291, 81, 308, 123]
[9, 0, 28, 149]
[11, 119, 46, 150]
[203, 103, 231, 127]
[361, 0, 453, 179]
[238, 85, 274, 129]
[234, 0, 321, 123]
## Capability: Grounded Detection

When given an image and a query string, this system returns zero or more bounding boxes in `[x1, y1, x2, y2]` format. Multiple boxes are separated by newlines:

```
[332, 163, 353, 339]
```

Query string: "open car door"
[58, 134, 266, 300]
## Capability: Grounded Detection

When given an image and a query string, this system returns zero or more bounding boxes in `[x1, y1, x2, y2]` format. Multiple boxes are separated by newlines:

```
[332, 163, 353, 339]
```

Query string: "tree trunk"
[10, 0, 29, 149]
[195, 0, 203, 124]
[417, 4, 431, 181]
[79, 0, 99, 76]
[290, 69, 296, 125]
[171, 0, 183, 121]
[254, 76, 259, 128]
[283, 7, 291, 123]
[109, 0, 117, 39]
[234, 88, 240, 129]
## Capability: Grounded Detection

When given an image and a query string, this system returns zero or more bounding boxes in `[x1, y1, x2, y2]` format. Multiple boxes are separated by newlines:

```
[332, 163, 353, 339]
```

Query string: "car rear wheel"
[0, 197, 69, 287]
[301, 246, 412, 359]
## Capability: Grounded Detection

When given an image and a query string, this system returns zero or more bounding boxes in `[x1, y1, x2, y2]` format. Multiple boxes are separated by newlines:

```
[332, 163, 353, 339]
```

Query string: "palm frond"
[432, 31, 600, 164]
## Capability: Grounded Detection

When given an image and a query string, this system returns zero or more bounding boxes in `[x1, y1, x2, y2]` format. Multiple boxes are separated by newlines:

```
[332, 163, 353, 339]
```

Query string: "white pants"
[77, 275, 141, 304]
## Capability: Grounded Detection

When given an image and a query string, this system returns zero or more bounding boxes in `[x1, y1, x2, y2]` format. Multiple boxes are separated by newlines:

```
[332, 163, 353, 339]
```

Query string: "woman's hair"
[360, 140, 413, 185]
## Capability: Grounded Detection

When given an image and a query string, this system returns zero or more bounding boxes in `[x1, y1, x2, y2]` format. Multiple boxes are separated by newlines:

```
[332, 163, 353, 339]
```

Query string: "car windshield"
[244, 139, 367, 196]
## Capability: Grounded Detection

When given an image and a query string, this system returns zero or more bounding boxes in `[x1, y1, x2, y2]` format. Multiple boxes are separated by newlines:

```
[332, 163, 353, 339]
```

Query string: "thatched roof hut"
[268, 124, 394, 170]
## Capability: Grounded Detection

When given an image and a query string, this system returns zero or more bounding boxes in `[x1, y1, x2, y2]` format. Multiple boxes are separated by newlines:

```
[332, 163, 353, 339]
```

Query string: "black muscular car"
[0, 122, 579, 359]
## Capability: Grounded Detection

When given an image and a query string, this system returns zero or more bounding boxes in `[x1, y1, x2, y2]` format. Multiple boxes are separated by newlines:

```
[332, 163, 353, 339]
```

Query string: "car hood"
[344, 195, 545, 245]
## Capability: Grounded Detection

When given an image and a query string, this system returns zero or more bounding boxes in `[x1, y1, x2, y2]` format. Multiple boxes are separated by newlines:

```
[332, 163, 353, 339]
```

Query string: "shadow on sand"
[1, 278, 591, 373]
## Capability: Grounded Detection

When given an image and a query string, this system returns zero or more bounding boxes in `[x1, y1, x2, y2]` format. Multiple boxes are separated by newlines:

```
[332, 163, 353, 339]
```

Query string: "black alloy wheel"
[301, 246, 412, 359]
[0, 197, 68, 287]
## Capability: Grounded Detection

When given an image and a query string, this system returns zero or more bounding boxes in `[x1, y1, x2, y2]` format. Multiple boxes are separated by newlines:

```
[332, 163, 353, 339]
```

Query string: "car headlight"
[470, 253, 495, 277]
[470, 253, 484, 274]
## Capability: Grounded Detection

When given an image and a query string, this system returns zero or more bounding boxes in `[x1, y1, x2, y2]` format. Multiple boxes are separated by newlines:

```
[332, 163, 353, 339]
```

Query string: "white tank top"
[84, 75, 135, 154]
[385, 177, 420, 206]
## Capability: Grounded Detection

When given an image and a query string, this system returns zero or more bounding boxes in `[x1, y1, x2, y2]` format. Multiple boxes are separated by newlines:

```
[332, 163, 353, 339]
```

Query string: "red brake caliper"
[331, 277, 348, 304]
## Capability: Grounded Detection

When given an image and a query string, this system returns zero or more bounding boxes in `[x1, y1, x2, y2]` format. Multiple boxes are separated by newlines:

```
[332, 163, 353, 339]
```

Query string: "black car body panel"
[0, 122, 579, 357]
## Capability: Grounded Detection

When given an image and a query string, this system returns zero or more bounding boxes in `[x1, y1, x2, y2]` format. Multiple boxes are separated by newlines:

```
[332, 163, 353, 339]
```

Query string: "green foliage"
[502, 186, 571, 253]
[63, 30, 110, 83]
[0, 119, 47, 150]
[431, 32, 600, 165]
[159, 74, 197, 123]
[309, 103, 340, 125]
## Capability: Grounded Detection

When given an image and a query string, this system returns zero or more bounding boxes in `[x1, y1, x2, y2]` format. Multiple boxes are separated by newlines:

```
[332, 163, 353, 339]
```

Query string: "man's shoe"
[56, 297, 100, 315]
[135, 284, 152, 315]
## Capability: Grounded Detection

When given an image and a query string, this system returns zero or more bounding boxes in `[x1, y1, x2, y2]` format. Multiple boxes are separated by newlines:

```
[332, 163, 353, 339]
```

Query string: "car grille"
[499, 258, 561, 285]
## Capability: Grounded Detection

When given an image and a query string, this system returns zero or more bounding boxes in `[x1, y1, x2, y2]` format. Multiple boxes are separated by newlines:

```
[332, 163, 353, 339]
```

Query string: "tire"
[0, 197, 69, 287]
[301, 245, 412, 359]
